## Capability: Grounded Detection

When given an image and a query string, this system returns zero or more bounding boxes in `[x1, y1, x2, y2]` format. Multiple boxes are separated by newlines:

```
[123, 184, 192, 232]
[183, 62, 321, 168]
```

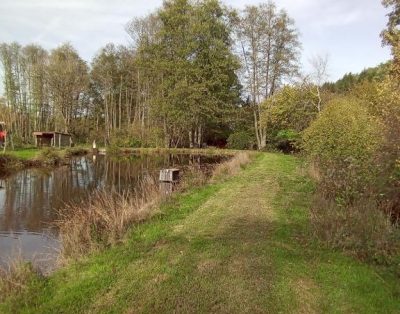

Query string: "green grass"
[1, 153, 399, 313]
[6, 148, 40, 160]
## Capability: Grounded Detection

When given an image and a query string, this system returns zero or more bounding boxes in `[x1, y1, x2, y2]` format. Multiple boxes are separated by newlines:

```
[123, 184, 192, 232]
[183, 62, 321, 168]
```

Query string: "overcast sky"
[0, 0, 391, 84]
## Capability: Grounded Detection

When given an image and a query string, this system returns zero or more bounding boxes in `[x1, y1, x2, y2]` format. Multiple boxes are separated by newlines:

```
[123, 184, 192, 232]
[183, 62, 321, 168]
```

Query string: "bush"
[303, 95, 400, 263]
[110, 129, 142, 148]
[64, 147, 89, 158]
[273, 129, 300, 153]
[303, 97, 382, 202]
[37, 148, 62, 166]
[227, 131, 254, 150]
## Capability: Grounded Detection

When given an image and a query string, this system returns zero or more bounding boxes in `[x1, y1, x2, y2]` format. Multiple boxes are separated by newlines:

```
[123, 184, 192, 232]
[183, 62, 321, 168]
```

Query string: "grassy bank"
[0, 147, 89, 175]
[104, 147, 242, 156]
[1, 153, 399, 313]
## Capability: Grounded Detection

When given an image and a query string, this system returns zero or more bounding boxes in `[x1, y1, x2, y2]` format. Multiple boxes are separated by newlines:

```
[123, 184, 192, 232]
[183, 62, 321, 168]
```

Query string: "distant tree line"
[0, 0, 301, 149]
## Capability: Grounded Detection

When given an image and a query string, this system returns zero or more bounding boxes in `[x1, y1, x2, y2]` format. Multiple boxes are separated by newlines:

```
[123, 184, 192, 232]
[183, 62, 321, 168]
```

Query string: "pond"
[0, 153, 226, 272]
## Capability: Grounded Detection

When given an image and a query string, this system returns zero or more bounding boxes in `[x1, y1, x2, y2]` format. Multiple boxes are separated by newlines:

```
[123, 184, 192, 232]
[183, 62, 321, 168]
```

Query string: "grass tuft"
[57, 176, 162, 260]
[0, 257, 42, 303]
[211, 151, 253, 181]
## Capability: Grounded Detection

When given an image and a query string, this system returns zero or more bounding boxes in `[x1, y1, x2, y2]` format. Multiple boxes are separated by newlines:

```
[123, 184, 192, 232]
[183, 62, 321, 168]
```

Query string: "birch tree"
[236, 2, 300, 149]
[47, 43, 89, 133]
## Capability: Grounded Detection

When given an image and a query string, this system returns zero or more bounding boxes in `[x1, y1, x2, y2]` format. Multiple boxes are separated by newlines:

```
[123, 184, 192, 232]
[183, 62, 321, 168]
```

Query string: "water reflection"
[0, 154, 225, 269]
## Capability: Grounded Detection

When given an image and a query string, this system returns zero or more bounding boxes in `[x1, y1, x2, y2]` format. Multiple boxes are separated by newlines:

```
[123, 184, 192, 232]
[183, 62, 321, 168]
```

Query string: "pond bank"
[0, 151, 236, 276]
[1, 152, 399, 313]
[103, 147, 241, 156]
[0, 147, 89, 177]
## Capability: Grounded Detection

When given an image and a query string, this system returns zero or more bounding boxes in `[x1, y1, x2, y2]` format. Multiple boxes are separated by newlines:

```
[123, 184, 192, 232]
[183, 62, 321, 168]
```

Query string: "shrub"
[304, 95, 400, 263]
[273, 129, 300, 153]
[64, 147, 89, 158]
[303, 97, 382, 202]
[227, 131, 254, 150]
[37, 148, 62, 166]
[110, 129, 142, 148]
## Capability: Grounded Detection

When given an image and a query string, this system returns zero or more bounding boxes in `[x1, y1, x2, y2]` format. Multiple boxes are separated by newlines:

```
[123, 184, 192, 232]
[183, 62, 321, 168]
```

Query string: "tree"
[381, 0, 400, 78]
[47, 43, 89, 133]
[307, 54, 329, 112]
[236, 2, 300, 149]
[132, 0, 240, 148]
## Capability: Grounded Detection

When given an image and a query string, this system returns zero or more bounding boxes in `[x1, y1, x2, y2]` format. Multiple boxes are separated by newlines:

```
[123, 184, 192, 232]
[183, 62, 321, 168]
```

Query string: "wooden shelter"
[33, 131, 72, 148]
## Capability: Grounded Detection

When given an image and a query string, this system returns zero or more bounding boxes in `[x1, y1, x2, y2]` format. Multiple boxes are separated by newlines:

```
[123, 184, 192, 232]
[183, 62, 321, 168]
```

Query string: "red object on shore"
[0, 131, 6, 140]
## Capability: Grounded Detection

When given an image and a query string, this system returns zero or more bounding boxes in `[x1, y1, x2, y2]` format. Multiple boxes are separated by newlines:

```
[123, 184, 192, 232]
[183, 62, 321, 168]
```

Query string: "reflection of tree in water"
[0, 154, 226, 235]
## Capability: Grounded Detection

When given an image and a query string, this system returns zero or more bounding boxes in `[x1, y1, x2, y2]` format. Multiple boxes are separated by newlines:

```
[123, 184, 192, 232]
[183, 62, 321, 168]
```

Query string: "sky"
[0, 0, 391, 86]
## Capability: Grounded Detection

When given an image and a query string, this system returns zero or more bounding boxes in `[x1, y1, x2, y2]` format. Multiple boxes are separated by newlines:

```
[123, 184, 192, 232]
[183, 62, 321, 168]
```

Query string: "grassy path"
[2, 153, 399, 313]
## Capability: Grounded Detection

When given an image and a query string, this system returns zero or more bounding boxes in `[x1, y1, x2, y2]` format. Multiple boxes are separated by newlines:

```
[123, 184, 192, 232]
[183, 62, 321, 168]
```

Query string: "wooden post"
[92, 140, 98, 155]
[159, 169, 180, 195]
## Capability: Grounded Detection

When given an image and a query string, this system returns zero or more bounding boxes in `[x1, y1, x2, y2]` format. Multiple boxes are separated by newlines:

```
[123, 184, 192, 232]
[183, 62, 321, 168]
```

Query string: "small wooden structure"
[33, 131, 72, 148]
[159, 168, 180, 195]
[159, 169, 180, 183]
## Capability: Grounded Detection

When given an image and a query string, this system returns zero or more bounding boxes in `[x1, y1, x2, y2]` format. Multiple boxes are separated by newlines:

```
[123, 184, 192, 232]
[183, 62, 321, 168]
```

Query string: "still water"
[0, 153, 225, 271]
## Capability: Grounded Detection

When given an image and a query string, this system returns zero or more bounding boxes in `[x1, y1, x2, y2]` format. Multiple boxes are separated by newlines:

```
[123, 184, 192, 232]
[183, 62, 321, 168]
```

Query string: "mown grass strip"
[1, 153, 399, 313]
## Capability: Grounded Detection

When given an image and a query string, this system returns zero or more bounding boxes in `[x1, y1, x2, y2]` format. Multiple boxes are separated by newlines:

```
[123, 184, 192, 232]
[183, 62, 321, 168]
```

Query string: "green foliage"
[37, 148, 62, 165]
[304, 89, 400, 261]
[381, 0, 400, 77]
[303, 97, 382, 202]
[261, 85, 319, 152]
[110, 129, 142, 148]
[273, 129, 300, 153]
[227, 131, 254, 150]
[135, 0, 241, 147]
[323, 62, 390, 93]
[263, 85, 319, 131]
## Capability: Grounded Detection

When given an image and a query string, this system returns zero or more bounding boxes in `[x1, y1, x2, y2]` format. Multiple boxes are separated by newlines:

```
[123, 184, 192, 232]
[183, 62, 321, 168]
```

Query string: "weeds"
[57, 176, 163, 260]
[211, 152, 253, 182]
[35, 148, 62, 166]
[0, 258, 42, 303]
[63, 147, 89, 158]
[0, 154, 23, 175]
[311, 195, 400, 264]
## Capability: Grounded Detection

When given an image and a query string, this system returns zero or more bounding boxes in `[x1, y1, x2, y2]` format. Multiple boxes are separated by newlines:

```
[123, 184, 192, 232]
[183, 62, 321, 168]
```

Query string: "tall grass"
[311, 196, 400, 264]
[0, 257, 41, 303]
[211, 152, 253, 181]
[57, 177, 162, 260]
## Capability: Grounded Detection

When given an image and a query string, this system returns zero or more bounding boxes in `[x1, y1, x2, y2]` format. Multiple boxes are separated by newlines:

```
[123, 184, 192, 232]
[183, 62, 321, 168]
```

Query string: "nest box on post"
[159, 169, 180, 183]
